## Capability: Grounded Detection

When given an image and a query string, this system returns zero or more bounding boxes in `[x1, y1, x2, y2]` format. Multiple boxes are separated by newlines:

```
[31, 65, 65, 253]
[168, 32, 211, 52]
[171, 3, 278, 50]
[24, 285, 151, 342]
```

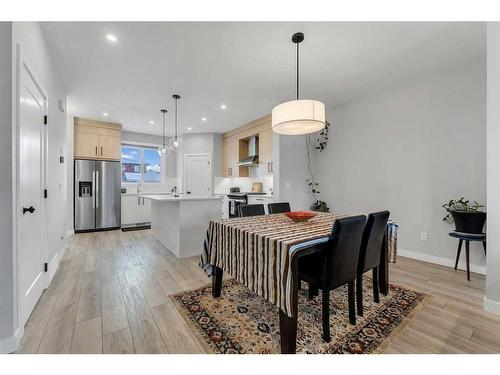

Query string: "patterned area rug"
[171, 277, 430, 354]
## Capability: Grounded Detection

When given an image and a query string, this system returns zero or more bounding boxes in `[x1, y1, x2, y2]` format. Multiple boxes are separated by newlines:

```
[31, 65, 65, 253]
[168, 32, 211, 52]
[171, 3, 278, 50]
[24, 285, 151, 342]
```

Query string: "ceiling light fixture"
[220, 104, 227, 110]
[106, 34, 118, 43]
[187, 127, 192, 131]
[201, 117, 207, 122]
[158, 109, 170, 155]
[272, 32, 326, 135]
[169, 94, 183, 150]
[149, 120, 155, 124]
[102, 112, 109, 117]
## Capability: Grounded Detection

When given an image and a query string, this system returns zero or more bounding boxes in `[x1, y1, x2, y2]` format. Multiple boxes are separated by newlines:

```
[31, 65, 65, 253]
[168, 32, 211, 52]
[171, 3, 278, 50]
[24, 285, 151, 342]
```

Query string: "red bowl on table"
[284, 211, 318, 222]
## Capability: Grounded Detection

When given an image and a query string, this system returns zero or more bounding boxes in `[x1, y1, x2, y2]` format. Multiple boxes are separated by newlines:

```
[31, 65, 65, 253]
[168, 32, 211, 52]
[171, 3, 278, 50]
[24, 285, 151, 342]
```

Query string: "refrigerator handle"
[95, 170, 99, 208]
[92, 171, 96, 208]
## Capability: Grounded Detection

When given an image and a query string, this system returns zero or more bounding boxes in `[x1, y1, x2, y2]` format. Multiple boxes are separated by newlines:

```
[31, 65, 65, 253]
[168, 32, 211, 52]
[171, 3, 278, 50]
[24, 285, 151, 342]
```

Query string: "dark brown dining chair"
[238, 204, 265, 217]
[298, 215, 366, 342]
[268, 202, 291, 214]
[356, 210, 390, 316]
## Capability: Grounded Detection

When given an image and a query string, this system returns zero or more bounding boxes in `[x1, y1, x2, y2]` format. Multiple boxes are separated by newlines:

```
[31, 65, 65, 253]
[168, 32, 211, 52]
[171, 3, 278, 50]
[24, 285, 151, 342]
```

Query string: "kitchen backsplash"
[214, 175, 273, 194]
[122, 177, 180, 194]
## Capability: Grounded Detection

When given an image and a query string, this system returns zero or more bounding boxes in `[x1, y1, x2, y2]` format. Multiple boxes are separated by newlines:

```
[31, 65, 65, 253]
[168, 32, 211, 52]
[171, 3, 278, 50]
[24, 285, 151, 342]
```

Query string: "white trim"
[0, 327, 23, 354]
[484, 297, 500, 315]
[398, 248, 486, 275]
[47, 239, 69, 285]
[121, 142, 166, 186]
[122, 140, 161, 148]
[66, 229, 74, 236]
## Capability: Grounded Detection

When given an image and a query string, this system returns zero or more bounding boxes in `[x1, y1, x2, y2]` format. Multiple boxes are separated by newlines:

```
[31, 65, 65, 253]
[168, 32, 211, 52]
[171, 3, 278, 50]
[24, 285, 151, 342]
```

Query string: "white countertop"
[141, 194, 223, 202]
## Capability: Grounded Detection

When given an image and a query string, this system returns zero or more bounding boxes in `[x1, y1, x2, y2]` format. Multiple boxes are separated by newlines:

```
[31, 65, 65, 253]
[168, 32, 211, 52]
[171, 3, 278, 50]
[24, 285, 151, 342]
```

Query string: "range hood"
[236, 136, 259, 167]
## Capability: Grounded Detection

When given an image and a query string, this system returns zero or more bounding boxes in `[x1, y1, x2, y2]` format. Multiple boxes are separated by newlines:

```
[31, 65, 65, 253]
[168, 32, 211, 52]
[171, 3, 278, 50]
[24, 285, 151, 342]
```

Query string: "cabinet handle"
[267, 162, 270, 173]
[95, 146, 98, 155]
[101, 146, 103, 155]
[270, 162, 273, 172]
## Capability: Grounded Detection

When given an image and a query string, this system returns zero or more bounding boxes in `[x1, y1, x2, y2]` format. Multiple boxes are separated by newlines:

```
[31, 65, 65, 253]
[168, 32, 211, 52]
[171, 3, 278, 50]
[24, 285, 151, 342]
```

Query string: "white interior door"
[17, 60, 46, 327]
[185, 154, 211, 196]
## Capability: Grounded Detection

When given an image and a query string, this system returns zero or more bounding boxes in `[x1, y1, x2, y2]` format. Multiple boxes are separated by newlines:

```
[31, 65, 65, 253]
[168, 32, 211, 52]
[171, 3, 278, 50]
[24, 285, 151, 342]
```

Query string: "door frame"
[183, 153, 212, 195]
[13, 45, 49, 331]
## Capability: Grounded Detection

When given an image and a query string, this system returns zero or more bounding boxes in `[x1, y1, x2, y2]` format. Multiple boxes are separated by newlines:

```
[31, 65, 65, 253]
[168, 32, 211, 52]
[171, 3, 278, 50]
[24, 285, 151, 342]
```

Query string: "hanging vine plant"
[309, 121, 331, 152]
[305, 121, 332, 212]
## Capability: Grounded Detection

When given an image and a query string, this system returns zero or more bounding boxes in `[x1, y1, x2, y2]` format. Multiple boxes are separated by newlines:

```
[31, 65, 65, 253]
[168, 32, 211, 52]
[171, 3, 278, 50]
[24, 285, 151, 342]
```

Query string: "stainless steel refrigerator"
[74, 159, 121, 232]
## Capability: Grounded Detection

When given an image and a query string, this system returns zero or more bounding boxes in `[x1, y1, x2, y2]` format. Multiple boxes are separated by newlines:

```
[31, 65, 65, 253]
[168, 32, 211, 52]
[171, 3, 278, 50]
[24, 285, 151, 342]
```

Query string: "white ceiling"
[41, 22, 485, 136]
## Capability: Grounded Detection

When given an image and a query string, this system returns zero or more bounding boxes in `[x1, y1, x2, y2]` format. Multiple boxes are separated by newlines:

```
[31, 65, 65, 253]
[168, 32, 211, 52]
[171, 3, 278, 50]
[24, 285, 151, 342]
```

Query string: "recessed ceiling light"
[102, 112, 109, 117]
[149, 120, 155, 124]
[201, 117, 207, 122]
[220, 104, 227, 110]
[187, 127, 192, 131]
[106, 34, 118, 43]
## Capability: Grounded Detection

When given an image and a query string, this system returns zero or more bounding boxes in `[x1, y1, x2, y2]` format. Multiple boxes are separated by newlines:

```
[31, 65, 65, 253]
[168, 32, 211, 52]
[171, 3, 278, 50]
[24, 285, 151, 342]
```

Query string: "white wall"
[0, 22, 15, 351]
[275, 134, 312, 211]
[485, 22, 500, 314]
[314, 60, 486, 272]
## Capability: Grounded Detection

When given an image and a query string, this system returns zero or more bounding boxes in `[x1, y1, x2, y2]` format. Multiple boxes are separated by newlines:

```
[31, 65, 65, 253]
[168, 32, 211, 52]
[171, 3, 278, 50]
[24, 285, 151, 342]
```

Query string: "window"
[121, 145, 162, 183]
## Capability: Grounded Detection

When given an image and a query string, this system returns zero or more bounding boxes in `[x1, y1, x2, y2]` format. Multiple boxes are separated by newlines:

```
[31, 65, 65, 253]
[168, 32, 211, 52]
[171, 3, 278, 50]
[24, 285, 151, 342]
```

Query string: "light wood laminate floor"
[16, 229, 500, 354]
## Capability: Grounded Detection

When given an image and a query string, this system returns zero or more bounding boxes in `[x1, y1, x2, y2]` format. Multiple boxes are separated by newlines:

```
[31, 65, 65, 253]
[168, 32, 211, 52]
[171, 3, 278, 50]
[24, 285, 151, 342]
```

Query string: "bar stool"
[449, 231, 486, 281]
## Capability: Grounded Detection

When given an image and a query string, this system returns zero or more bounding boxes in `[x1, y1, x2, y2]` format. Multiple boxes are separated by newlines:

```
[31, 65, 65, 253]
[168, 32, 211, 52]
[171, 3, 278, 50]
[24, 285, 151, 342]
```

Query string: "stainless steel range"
[227, 187, 266, 218]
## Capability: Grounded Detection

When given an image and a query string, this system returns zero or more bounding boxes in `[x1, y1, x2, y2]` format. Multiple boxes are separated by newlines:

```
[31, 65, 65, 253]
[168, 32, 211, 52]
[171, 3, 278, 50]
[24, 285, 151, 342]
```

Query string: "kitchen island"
[141, 194, 223, 258]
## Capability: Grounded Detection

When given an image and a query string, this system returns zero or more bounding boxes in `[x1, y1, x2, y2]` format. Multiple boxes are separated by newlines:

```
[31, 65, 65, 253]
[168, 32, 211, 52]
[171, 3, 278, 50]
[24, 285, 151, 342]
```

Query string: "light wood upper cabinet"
[74, 117, 122, 160]
[224, 139, 238, 177]
[74, 128, 100, 158]
[223, 114, 272, 177]
[259, 128, 274, 174]
[99, 133, 121, 159]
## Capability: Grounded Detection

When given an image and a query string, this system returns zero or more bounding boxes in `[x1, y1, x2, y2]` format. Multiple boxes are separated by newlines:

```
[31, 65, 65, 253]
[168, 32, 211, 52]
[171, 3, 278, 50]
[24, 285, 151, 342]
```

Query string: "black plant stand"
[449, 231, 486, 281]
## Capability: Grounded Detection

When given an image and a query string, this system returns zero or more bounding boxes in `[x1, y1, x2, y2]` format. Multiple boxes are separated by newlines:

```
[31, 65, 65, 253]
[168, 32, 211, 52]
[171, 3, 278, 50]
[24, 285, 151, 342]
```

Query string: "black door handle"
[187, 191, 191, 194]
[22, 206, 35, 214]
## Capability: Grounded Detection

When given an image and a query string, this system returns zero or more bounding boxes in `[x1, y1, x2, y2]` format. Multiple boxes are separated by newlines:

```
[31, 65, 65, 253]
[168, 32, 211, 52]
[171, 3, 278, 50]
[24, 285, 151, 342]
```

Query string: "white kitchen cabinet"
[121, 195, 151, 225]
[247, 195, 274, 214]
[141, 197, 151, 222]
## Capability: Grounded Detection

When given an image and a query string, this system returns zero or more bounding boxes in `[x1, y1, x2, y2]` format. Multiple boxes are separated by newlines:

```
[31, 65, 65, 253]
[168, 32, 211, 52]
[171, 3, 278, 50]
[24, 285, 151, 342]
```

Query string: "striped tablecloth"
[200, 212, 346, 317]
[387, 220, 398, 263]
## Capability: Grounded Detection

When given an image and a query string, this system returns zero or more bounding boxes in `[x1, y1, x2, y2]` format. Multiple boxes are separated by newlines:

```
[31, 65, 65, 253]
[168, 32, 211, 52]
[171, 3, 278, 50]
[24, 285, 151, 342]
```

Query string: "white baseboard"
[66, 228, 74, 236]
[398, 248, 486, 275]
[0, 327, 23, 354]
[47, 240, 69, 284]
[484, 297, 500, 315]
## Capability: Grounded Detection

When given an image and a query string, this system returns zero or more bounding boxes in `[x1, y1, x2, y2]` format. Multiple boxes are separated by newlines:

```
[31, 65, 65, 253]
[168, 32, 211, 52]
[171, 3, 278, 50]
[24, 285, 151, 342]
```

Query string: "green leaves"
[442, 197, 485, 223]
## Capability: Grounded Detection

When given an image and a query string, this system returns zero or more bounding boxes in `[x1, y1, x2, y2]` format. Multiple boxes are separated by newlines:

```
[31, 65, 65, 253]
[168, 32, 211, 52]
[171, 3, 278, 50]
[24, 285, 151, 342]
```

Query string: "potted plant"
[442, 197, 486, 234]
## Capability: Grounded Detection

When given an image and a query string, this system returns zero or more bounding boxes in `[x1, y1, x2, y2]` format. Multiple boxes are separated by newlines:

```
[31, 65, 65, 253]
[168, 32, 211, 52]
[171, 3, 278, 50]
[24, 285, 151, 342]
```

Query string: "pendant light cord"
[296, 41, 300, 100]
[174, 98, 178, 141]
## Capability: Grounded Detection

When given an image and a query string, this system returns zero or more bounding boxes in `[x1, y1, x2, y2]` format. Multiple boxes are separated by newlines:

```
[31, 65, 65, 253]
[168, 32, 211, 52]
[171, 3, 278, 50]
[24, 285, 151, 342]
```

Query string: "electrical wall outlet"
[420, 232, 428, 242]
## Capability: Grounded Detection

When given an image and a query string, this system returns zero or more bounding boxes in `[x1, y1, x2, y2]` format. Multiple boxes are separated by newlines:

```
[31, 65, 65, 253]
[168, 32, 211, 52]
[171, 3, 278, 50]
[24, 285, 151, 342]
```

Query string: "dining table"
[199, 212, 398, 354]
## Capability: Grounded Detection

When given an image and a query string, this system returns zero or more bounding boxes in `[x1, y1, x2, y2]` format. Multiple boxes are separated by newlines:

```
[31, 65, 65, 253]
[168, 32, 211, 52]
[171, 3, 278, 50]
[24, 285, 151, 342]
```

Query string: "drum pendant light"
[169, 94, 183, 150]
[158, 109, 170, 155]
[272, 32, 326, 135]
